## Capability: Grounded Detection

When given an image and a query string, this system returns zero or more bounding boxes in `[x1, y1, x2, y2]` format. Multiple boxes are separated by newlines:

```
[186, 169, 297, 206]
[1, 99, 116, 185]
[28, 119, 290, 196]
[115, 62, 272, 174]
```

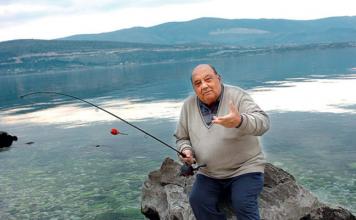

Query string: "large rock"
[141, 157, 355, 220]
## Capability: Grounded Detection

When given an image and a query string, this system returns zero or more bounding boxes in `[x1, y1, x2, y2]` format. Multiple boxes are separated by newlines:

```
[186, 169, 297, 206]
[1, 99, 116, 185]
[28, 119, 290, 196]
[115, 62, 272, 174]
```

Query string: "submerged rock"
[141, 157, 355, 220]
[0, 131, 18, 148]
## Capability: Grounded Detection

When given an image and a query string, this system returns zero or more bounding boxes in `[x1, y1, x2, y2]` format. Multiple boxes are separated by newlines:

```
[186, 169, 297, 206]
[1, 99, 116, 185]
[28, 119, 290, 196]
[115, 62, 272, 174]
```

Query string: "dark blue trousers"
[189, 172, 264, 220]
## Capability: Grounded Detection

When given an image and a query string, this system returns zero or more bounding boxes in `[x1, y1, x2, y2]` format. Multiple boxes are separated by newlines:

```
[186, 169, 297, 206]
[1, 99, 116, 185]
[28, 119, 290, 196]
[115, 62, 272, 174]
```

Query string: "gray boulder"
[141, 157, 355, 220]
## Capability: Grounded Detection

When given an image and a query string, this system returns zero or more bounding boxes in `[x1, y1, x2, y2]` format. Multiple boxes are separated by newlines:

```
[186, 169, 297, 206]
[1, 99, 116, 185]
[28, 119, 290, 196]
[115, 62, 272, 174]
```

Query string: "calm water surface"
[1, 47, 356, 219]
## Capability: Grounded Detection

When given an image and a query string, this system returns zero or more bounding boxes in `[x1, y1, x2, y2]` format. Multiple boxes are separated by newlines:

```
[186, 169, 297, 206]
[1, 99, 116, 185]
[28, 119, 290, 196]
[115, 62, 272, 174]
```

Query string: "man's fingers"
[213, 102, 240, 127]
[213, 115, 231, 123]
[212, 116, 222, 124]
[212, 115, 228, 123]
[185, 157, 195, 164]
[182, 156, 195, 165]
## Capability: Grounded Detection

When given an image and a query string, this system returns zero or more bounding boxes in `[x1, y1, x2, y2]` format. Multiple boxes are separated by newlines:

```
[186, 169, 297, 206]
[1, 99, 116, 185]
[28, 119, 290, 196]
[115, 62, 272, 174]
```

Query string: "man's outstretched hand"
[212, 101, 242, 128]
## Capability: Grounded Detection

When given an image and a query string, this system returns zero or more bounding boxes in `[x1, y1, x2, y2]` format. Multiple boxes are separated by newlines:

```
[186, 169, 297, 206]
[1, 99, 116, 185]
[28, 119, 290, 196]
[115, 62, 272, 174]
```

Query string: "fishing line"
[20, 91, 185, 157]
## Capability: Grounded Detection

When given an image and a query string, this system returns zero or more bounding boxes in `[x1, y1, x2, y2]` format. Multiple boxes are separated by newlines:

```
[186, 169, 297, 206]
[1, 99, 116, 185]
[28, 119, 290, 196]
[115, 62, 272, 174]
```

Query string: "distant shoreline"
[1, 40, 355, 76]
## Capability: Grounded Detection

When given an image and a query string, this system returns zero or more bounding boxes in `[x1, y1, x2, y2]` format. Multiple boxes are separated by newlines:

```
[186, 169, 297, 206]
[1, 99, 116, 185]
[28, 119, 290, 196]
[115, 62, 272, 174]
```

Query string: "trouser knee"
[230, 172, 263, 219]
[189, 190, 208, 208]
[188, 192, 198, 207]
[232, 196, 258, 214]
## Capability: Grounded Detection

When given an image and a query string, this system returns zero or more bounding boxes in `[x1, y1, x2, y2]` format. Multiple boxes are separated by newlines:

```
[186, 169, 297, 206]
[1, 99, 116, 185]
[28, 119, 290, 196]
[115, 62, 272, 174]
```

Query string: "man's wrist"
[236, 115, 244, 128]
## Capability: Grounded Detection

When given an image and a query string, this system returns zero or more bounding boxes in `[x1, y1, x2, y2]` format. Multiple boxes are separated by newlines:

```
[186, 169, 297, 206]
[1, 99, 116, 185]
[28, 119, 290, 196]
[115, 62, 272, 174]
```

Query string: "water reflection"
[251, 74, 356, 114]
[0, 99, 182, 128]
[1, 74, 355, 128]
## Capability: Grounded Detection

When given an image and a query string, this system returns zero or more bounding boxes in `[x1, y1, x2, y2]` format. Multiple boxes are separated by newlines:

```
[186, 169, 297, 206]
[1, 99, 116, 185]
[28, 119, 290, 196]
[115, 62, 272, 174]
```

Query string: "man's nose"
[201, 81, 208, 89]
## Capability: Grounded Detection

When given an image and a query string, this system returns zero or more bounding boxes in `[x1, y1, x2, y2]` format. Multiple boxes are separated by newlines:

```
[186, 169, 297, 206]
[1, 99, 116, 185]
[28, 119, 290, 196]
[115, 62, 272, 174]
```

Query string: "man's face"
[191, 65, 222, 106]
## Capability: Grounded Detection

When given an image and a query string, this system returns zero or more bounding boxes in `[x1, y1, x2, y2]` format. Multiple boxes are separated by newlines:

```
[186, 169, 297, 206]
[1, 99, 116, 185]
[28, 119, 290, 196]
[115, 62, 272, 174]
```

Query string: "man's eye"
[205, 77, 212, 82]
[194, 81, 201, 86]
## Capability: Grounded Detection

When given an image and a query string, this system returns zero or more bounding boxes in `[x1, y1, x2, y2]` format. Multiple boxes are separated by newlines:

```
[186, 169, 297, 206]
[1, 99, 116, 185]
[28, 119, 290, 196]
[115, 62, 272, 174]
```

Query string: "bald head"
[191, 64, 218, 80]
[191, 64, 222, 105]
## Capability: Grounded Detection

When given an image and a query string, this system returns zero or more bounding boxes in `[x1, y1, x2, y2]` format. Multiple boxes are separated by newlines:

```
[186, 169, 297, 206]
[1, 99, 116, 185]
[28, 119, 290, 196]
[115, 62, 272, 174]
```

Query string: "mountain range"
[2, 16, 356, 75]
[61, 16, 356, 46]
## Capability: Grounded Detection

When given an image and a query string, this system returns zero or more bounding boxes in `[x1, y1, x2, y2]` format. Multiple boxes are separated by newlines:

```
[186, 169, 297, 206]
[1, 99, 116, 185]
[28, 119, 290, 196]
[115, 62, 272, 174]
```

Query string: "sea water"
[1, 47, 355, 219]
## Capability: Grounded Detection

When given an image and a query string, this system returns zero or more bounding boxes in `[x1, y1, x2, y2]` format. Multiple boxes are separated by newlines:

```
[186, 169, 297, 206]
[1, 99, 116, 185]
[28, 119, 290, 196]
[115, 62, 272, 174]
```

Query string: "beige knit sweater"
[174, 84, 270, 179]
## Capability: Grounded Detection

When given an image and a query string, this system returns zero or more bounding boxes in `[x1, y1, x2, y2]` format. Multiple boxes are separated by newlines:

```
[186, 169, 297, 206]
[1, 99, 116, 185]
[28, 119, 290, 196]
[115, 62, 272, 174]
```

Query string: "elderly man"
[174, 64, 270, 220]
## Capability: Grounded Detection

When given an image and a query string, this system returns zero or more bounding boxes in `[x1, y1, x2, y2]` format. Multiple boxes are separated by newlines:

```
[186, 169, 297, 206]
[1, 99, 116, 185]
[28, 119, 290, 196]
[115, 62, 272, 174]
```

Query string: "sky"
[1, 0, 356, 42]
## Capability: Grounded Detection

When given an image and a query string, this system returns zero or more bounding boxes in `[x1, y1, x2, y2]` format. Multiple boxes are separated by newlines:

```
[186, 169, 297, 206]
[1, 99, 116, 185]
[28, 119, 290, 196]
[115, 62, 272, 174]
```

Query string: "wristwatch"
[236, 115, 244, 128]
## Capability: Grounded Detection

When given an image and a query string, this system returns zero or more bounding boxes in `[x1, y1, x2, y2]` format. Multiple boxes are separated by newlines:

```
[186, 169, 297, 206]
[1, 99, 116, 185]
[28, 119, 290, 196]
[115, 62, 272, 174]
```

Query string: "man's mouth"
[203, 90, 212, 95]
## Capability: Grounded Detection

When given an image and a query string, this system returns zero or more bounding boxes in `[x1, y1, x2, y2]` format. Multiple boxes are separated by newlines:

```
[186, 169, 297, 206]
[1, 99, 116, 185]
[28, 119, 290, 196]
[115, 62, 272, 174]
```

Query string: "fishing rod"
[20, 91, 204, 176]
[20, 91, 182, 155]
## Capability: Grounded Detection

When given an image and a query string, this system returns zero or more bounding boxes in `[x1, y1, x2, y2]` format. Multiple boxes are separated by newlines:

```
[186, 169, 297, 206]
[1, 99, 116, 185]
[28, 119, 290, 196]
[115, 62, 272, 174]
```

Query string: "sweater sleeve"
[174, 101, 193, 153]
[238, 92, 270, 136]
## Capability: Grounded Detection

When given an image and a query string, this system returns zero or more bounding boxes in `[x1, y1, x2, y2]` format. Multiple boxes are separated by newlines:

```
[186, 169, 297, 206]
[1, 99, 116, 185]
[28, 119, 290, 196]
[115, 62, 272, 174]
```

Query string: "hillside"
[61, 16, 356, 46]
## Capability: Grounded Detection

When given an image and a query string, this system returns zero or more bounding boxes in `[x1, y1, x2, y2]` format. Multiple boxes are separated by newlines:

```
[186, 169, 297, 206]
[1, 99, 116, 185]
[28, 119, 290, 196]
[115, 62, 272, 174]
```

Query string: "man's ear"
[217, 74, 221, 81]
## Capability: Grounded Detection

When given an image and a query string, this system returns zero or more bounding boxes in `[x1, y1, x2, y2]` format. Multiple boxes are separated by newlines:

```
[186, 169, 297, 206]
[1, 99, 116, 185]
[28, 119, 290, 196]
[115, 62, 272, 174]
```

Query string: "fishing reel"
[180, 163, 207, 177]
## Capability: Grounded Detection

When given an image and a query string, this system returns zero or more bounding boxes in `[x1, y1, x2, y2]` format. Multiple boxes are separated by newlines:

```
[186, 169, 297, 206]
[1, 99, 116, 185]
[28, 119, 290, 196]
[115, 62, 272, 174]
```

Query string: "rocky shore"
[141, 157, 355, 220]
